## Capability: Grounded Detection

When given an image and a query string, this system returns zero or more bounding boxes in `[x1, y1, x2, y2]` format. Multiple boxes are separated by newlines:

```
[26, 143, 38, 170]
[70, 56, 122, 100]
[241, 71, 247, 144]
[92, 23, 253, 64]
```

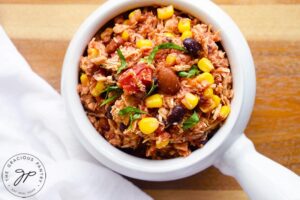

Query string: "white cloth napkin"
[0, 27, 151, 200]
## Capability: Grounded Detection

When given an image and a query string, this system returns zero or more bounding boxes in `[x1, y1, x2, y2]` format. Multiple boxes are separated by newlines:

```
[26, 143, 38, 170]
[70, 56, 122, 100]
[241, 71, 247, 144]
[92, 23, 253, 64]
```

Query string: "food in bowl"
[77, 5, 233, 159]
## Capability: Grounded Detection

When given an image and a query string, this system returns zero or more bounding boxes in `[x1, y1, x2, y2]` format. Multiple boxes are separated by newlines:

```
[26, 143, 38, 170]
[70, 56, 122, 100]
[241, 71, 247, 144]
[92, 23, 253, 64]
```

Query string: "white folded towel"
[0, 26, 151, 200]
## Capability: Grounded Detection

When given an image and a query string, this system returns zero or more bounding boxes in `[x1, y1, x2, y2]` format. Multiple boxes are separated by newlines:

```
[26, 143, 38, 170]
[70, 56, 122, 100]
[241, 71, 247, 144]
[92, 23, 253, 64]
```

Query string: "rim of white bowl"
[61, 0, 256, 181]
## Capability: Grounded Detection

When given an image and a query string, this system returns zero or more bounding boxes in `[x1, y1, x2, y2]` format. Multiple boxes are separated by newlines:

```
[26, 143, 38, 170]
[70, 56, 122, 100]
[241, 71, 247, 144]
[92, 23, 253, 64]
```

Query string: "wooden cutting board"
[0, 0, 299, 199]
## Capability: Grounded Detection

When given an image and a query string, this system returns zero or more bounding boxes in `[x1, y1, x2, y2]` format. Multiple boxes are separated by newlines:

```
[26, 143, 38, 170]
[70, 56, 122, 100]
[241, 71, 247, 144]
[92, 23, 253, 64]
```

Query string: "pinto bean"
[106, 39, 118, 54]
[105, 36, 124, 54]
[157, 67, 180, 95]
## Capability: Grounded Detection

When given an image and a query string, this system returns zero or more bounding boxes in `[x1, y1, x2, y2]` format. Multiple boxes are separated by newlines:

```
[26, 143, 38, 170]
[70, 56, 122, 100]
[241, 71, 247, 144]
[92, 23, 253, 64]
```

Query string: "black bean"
[183, 38, 202, 57]
[162, 118, 168, 126]
[167, 105, 186, 125]
[105, 105, 113, 119]
[216, 41, 225, 52]
[153, 77, 158, 85]
[119, 123, 127, 132]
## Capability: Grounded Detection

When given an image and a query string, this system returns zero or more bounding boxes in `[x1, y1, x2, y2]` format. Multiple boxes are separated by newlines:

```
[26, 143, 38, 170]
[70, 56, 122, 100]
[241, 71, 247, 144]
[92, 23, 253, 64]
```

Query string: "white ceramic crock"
[61, 0, 300, 199]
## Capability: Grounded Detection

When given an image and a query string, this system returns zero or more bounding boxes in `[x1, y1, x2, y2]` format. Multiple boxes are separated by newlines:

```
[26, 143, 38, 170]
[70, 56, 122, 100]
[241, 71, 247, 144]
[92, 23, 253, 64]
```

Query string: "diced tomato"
[118, 70, 140, 94]
[134, 64, 152, 86]
[118, 63, 153, 94]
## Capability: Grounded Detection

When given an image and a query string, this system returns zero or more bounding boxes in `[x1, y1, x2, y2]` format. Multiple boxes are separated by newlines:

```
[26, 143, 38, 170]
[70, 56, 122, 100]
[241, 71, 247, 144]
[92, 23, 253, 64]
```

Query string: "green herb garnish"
[119, 106, 147, 129]
[183, 111, 200, 130]
[100, 85, 123, 107]
[178, 71, 189, 77]
[101, 85, 121, 98]
[117, 49, 127, 74]
[178, 65, 200, 78]
[100, 94, 120, 107]
[148, 43, 186, 64]
[140, 57, 149, 63]
[119, 106, 147, 116]
[146, 80, 158, 96]
[129, 113, 141, 128]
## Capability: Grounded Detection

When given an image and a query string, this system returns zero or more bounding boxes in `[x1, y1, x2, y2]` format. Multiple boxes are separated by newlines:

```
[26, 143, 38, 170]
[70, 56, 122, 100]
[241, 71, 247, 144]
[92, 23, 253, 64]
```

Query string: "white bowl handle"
[214, 133, 300, 200]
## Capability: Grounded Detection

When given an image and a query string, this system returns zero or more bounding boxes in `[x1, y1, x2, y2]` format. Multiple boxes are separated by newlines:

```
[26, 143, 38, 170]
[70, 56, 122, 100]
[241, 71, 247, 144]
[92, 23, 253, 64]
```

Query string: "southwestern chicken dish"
[77, 5, 233, 159]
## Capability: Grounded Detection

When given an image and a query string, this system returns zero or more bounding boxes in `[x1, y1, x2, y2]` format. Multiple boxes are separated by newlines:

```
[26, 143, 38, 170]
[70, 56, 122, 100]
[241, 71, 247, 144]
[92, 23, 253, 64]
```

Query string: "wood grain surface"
[1, 1, 299, 199]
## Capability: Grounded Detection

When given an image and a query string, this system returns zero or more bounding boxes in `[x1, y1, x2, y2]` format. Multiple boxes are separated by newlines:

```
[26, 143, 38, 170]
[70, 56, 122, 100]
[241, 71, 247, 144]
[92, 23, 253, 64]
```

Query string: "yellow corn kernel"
[129, 9, 141, 21]
[196, 72, 214, 84]
[121, 30, 129, 41]
[138, 117, 159, 135]
[136, 39, 153, 48]
[145, 94, 163, 108]
[181, 30, 193, 40]
[178, 18, 191, 33]
[198, 58, 214, 72]
[123, 19, 130, 25]
[203, 87, 214, 97]
[212, 95, 221, 107]
[200, 104, 210, 113]
[165, 54, 177, 66]
[181, 92, 199, 110]
[91, 81, 105, 97]
[88, 48, 99, 59]
[156, 137, 169, 149]
[200, 95, 221, 113]
[164, 32, 174, 38]
[220, 105, 231, 119]
[80, 73, 89, 86]
[157, 5, 174, 20]
[128, 11, 135, 20]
